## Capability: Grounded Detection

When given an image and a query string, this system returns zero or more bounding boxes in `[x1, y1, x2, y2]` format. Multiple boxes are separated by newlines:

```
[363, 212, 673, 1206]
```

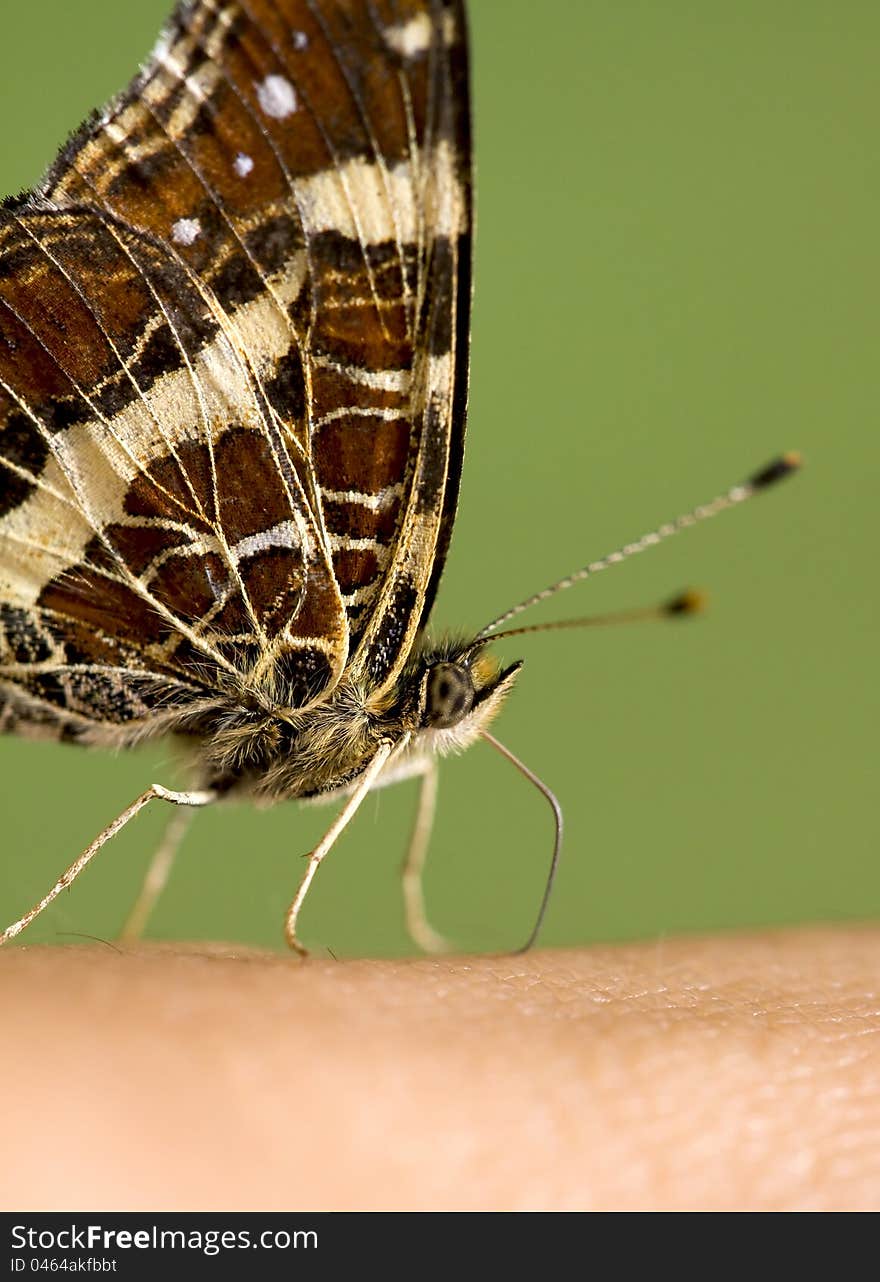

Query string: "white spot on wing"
[171, 217, 201, 246]
[384, 13, 432, 58]
[234, 152, 254, 177]
[292, 30, 309, 51]
[256, 74, 297, 119]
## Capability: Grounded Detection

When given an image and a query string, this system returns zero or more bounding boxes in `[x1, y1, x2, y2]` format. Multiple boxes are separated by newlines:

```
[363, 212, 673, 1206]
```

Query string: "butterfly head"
[401, 641, 521, 753]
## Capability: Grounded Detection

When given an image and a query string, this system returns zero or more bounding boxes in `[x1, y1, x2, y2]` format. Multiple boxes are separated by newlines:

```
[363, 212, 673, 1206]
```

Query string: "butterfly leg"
[118, 804, 196, 942]
[401, 759, 452, 955]
[0, 785, 215, 946]
[285, 742, 395, 956]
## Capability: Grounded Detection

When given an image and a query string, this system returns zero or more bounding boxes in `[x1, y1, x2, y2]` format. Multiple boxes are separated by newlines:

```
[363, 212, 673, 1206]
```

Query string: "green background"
[0, 1, 875, 956]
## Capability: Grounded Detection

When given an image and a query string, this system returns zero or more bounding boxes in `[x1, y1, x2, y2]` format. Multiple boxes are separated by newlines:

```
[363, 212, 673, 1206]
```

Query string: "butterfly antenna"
[481, 730, 562, 952]
[486, 588, 705, 641]
[476, 452, 801, 640]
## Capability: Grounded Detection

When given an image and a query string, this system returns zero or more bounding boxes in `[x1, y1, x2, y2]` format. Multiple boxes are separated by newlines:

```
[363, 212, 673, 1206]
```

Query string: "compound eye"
[424, 662, 475, 729]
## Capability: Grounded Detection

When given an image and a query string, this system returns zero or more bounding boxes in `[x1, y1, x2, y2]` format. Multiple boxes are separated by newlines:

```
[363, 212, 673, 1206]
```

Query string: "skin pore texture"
[2, 926, 879, 1211]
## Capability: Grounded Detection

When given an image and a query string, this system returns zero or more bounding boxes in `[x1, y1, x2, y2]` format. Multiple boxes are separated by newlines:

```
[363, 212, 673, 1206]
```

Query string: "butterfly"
[0, 0, 798, 955]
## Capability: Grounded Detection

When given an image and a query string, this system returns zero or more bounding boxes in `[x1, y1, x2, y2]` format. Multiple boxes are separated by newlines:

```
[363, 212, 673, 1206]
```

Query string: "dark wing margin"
[0, 0, 471, 741]
[341, 0, 473, 694]
[413, 9, 471, 644]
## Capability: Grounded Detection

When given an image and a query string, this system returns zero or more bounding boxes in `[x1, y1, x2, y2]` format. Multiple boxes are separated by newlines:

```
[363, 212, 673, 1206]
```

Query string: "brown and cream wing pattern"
[0, 0, 471, 740]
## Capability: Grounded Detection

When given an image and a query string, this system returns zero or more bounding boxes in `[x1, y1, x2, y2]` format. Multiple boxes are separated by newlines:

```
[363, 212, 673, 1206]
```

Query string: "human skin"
[1, 927, 879, 1211]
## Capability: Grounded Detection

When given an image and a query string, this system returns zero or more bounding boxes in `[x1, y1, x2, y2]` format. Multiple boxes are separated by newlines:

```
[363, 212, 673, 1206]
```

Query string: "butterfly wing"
[0, 0, 471, 742]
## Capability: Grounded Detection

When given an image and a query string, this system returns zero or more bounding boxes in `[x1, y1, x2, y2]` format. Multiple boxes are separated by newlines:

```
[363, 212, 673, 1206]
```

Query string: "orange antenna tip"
[747, 452, 803, 492]
[664, 588, 707, 616]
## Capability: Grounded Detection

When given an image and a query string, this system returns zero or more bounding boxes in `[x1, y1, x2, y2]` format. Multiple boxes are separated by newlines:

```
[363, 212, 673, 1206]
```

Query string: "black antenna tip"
[746, 451, 803, 492]
[664, 588, 707, 617]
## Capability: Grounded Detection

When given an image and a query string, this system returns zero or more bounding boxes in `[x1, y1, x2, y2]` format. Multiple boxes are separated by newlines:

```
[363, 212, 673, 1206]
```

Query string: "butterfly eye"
[423, 662, 475, 729]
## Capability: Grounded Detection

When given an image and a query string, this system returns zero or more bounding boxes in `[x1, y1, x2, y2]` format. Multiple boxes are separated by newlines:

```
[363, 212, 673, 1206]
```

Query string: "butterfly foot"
[284, 920, 310, 958]
[408, 919, 456, 956]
